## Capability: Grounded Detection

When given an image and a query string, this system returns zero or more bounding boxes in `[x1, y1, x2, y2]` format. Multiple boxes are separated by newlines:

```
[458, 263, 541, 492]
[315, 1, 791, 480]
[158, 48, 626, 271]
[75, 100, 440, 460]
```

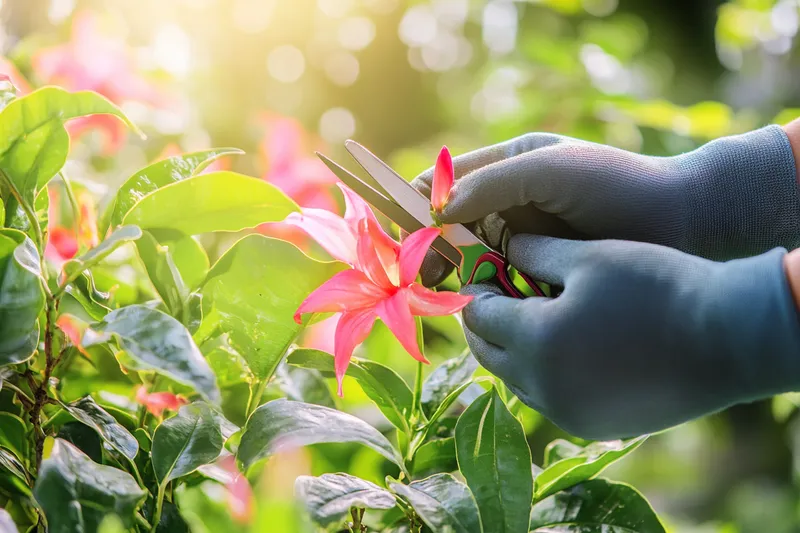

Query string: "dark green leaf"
[455, 388, 532, 533]
[151, 402, 223, 484]
[105, 148, 243, 231]
[63, 396, 139, 460]
[123, 171, 298, 235]
[295, 473, 397, 527]
[63, 225, 142, 281]
[86, 305, 219, 402]
[0, 412, 28, 461]
[203, 236, 346, 380]
[0, 229, 44, 366]
[34, 439, 146, 533]
[56, 422, 103, 463]
[412, 438, 457, 477]
[276, 364, 335, 408]
[153, 500, 190, 533]
[421, 351, 478, 417]
[0, 508, 19, 533]
[0, 87, 138, 200]
[287, 349, 412, 431]
[389, 474, 482, 533]
[534, 437, 647, 502]
[238, 399, 403, 472]
[529, 479, 666, 533]
[0, 446, 31, 496]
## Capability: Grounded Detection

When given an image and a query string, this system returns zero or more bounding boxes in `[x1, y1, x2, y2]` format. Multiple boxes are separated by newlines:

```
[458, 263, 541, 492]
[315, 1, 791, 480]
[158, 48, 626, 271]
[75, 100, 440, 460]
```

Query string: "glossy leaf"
[0, 229, 44, 366]
[390, 474, 482, 533]
[105, 148, 244, 230]
[0, 87, 138, 199]
[455, 388, 532, 533]
[135, 231, 190, 317]
[412, 437, 457, 477]
[287, 348, 413, 431]
[63, 396, 139, 461]
[421, 351, 478, 417]
[151, 402, 223, 484]
[0, 412, 28, 461]
[203, 236, 346, 380]
[0, 446, 31, 497]
[57, 421, 103, 463]
[34, 439, 146, 533]
[529, 479, 666, 533]
[238, 399, 404, 472]
[295, 473, 397, 527]
[86, 305, 220, 402]
[534, 437, 648, 502]
[63, 225, 142, 280]
[123, 171, 298, 235]
[276, 364, 335, 408]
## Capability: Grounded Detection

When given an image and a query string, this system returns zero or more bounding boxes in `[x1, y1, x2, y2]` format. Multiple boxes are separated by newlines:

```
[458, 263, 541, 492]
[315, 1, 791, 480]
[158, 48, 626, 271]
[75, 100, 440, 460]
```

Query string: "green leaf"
[135, 231, 190, 317]
[276, 364, 335, 408]
[287, 349, 413, 431]
[0, 229, 44, 366]
[151, 402, 223, 484]
[34, 439, 146, 533]
[421, 351, 478, 417]
[203, 236, 346, 380]
[0, 412, 28, 461]
[123, 171, 298, 235]
[534, 437, 647, 502]
[105, 148, 244, 231]
[412, 437, 457, 477]
[529, 479, 666, 533]
[389, 473, 482, 533]
[0, 508, 19, 533]
[57, 421, 103, 463]
[455, 388, 532, 533]
[62, 225, 142, 281]
[0, 446, 31, 497]
[238, 399, 404, 472]
[63, 396, 139, 461]
[295, 473, 397, 527]
[0, 87, 139, 200]
[86, 305, 220, 402]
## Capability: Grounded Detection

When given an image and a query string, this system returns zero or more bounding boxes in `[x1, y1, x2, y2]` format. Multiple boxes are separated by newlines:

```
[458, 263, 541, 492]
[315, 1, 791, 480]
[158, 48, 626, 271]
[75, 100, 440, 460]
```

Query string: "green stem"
[411, 316, 425, 422]
[135, 513, 152, 530]
[245, 379, 267, 419]
[150, 482, 166, 533]
[0, 169, 43, 252]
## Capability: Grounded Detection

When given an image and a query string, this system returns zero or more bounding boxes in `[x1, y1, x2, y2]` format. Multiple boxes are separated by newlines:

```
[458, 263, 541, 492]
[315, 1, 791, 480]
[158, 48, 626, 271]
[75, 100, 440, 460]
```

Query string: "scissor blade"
[344, 140, 483, 247]
[316, 152, 463, 267]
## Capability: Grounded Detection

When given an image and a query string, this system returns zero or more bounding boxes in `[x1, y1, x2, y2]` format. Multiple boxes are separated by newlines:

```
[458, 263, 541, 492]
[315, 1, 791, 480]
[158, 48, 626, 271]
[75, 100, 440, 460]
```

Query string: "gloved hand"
[462, 235, 800, 440]
[412, 126, 800, 286]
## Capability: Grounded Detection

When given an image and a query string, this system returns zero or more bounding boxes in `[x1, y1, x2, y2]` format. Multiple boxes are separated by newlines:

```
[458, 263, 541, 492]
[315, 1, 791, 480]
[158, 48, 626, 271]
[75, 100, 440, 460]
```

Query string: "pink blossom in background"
[291, 186, 472, 395]
[134, 386, 188, 417]
[31, 11, 172, 154]
[45, 188, 99, 270]
[431, 146, 454, 213]
[218, 455, 254, 524]
[56, 314, 91, 358]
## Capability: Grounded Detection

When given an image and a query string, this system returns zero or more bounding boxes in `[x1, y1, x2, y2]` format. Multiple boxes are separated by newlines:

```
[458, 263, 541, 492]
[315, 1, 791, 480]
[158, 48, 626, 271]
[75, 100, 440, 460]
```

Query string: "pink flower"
[291, 187, 472, 395]
[218, 455, 253, 524]
[45, 188, 99, 269]
[431, 146, 454, 214]
[31, 11, 171, 154]
[56, 314, 91, 358]
[135, 386, 188, 417]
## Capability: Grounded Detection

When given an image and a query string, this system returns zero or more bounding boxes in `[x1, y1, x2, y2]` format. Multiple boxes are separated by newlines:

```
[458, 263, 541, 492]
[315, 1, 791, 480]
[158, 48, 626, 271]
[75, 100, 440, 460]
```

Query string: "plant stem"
[59, 172, 80, 231]
[0, 169, 44, 255]
[150, 482, 167, 533]
[3, 381, 34, 408]
[135, 513, 152, 530]
[30, 297, 59, 473]
[245, 379, 267, 419]
[410, 316, 425, 422]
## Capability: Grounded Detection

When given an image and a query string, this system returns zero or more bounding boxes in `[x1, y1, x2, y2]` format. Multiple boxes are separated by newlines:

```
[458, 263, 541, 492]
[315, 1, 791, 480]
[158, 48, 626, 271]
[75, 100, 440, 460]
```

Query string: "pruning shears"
[316, 141, 548, 299]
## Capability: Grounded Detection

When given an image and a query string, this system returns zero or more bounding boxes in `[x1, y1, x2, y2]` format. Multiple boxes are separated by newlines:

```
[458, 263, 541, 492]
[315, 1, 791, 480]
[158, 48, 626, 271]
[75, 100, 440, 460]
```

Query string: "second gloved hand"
[462, 235, 800, 440]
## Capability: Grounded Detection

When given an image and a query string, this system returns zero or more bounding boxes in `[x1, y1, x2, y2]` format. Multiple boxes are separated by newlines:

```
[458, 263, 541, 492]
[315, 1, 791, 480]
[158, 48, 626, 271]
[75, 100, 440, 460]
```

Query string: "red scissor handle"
[467, 251, 547, 299]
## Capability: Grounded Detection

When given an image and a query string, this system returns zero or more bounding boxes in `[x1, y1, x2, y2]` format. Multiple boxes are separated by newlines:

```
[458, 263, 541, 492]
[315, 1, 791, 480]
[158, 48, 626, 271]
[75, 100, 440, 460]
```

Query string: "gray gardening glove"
[461, 235, 800, 440]
[412, 126, 800, 286]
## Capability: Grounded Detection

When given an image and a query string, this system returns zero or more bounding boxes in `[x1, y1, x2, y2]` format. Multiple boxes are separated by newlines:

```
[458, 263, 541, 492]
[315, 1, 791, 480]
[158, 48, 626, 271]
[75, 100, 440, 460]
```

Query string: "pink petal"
[294, 269, 388, 323]
[300, 314, 339, 353]
[398, 227, 441, 287]
[66, 115, 128, 156]
[334, 309, 376, 396]
[376, 291, 429, 364]
[405, 284, 473, 316]
[339, 183, 379, 232]
[283, 208, 358, 265]
[431, 146, 454, 212]
[357, 219, 394, 289]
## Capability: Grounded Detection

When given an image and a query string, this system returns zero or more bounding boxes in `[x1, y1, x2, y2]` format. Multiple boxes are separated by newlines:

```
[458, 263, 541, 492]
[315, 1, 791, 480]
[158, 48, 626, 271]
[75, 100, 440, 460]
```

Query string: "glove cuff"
[678, 125, 800, 260]
[706, 249, 800, 401]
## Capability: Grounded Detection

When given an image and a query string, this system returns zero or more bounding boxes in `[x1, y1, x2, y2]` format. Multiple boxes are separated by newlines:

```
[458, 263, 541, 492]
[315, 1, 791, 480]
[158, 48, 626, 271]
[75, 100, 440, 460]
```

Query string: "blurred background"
[3, 0, 800, 531]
